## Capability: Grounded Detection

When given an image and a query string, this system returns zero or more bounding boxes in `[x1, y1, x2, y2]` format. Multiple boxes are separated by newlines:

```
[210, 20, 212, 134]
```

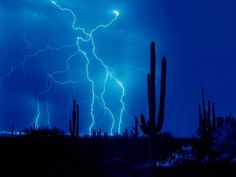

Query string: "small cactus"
[69, 99, 80, 137]
[131, 116, 139, 139]
[123, 128, 129, 138]
[198, 88, 217, 141]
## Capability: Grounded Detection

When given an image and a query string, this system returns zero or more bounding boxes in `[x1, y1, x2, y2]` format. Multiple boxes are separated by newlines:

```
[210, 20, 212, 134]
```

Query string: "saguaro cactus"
[140, 41, 167, 164]
[69, 99, 80, 137]
[132, 116, 139, 139]
[198, 88, 217, 141]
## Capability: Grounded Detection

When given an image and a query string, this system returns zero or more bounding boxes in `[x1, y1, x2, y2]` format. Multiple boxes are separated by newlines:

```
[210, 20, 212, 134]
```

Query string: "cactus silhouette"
[140, 41, 167, 164]
[198, 88, 217, 141]
[131, 116, 139, 139]
[123, 128, 129, 138]
[69, 99, 80, 137]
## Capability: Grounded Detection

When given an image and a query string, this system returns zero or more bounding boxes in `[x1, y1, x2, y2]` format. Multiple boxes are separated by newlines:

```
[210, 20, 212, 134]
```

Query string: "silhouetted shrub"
[23, 126, 64, 138]
[212, 114, 236, 157]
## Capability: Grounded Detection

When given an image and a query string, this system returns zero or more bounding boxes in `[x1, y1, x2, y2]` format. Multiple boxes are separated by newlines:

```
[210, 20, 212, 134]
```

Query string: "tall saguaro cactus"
[69, 99, 80, 137]
[140, 41, 167, 164]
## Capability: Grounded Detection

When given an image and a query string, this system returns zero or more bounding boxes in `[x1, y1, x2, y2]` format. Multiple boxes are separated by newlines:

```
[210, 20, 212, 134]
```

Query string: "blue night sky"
[0, 0, 235, 137]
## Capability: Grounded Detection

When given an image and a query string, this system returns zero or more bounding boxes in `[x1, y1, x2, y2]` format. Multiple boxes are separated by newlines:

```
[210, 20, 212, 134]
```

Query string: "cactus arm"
[198, 103, 203, 132]
[212, 102, 216, 130]
[69, 119, 73, 135]
[207, 100, 211, 136]
[201, 88, 207, 131]
[156, 57, 166, 132]
[149, 42, 156, 126]
[147, 74, 151, 116]
[140, 114, 149, 135]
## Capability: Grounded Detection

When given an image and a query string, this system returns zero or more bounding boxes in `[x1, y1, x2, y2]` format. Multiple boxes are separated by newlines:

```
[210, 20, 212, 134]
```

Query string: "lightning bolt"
[111, 74, 125, 134]
[34, 78, 53, 128]
[51, 0, 125, 135]
[0, 43, 76, 128]
[0, 0, 125, 135]
[0, 44, 76, 85]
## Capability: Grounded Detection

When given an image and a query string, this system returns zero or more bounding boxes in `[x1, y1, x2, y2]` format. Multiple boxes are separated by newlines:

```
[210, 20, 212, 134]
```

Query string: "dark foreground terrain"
[0, 130, 235, 177]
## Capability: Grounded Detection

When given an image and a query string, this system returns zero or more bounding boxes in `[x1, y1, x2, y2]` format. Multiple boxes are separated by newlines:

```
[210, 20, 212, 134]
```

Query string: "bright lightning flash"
[113, 10, 119, 17]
